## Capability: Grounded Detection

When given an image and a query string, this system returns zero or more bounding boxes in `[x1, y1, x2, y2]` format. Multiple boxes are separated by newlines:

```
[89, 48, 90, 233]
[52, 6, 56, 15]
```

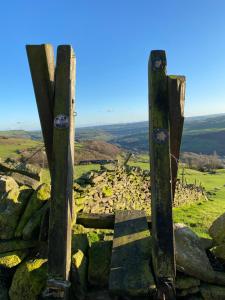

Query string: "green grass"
[178, 168, 225, 190]
[0, 138, 42, 160]
[128, 153, 149, 169]
[42, 164, 101, 184]
[127, 158, 225, 238]
[174, 168, 225, 237]
[128, 161, 149, 170]
[74, 164, 101, 179]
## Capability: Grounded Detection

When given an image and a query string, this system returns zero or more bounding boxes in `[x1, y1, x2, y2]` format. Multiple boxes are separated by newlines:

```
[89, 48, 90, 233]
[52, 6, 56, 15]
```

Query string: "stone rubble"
[74, 164, 204, 215]
[0, 162, 223, 299]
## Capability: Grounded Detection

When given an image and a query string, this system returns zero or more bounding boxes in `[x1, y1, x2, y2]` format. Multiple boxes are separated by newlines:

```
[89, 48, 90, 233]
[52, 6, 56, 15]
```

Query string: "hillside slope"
[76, 114, 225, 155]
[1, 113, 225, 155]
[0, 137, 122, 166]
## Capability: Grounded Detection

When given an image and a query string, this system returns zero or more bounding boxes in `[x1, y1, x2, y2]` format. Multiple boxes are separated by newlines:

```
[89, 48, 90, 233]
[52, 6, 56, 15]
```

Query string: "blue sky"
[1, 0, 225, 130]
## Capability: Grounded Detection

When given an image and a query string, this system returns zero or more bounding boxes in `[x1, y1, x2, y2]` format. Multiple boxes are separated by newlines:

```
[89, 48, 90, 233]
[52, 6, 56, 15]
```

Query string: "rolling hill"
[75, 114, 225, 155]
[1, 113, 225, 155]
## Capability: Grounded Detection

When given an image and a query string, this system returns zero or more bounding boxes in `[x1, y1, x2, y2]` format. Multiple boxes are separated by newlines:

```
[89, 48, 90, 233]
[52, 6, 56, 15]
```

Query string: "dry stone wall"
[0, 161, 216, 300]
[74, 164, 204, 215]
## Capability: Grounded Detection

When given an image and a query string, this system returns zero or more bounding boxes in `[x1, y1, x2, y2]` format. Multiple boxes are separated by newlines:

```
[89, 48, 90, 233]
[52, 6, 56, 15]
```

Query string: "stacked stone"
[173, 222, 225, 299]
[0, 162, 211, 299]
[0, 163, 50, 300]
[77, 222, 225, 300]
[70, 221, 225, 300]
[74, 164, 204, 215]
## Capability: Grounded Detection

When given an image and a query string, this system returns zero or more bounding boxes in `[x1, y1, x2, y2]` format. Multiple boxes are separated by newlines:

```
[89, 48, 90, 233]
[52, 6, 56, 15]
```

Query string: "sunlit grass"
[174, 168, 225, 237]
[0, 138, 42, 160]
[42, 163, 101, 184]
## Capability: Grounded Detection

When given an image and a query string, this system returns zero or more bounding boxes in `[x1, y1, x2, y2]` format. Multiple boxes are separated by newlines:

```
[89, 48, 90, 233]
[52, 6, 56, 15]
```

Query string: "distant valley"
[1, 113, 225, 156]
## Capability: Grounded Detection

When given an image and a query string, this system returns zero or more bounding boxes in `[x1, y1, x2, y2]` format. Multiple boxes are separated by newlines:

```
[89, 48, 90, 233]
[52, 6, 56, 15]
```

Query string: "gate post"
[26, 44, 55, 174]
[148, 50, 176, 299]
[46, 45, 75, 299]
[168, 76, 186, 199]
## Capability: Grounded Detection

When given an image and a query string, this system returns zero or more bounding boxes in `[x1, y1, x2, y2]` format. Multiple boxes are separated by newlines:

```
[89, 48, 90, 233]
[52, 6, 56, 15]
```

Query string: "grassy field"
[174, 168, 225, 238]
[42, 164, 101, 184]
[0, 137, 42, 160]
[127, 158, 225, 237]
[1, 137, 224, 238]
[43, 155, 225, 237]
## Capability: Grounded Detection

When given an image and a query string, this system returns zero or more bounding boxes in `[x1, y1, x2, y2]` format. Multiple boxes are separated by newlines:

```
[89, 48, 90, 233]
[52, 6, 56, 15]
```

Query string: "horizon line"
[0, 112, 224, 131]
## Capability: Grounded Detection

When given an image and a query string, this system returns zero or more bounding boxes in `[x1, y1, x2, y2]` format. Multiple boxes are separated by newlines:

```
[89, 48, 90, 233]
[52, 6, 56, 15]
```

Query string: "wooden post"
[148, 50, 175, 299]
[26, 45, 55, 173]
[168, 76, 186, 199]
[47, 45, 75, 299]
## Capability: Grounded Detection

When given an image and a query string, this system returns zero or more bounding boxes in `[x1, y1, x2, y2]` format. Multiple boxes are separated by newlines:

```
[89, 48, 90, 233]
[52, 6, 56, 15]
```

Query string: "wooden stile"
[148, 50, 175, 298]
[76, 212, 152, 229]
[26, 45, 55, 173]
[168, 76, 186, 198]
[109, 210, 156, 296]
[47, 45, 75, 298]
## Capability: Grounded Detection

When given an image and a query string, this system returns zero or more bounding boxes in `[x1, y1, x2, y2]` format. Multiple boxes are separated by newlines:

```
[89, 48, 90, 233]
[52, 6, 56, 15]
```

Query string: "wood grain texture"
[168, 76, 186, 198]
[148, 51, 175, 281]
[109, 210, 155, 297]
[48, 45, 75, 282]
[26, 44, 55, 173]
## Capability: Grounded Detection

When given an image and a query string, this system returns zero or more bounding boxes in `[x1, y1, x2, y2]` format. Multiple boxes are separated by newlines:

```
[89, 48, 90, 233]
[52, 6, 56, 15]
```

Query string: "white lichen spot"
[154, 59, 162, 69]
[156, 131, 167, 142]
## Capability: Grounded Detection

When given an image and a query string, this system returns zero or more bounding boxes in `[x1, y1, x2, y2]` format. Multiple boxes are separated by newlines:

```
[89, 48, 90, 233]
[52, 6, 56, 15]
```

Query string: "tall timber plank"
[168, 75, 186, 198]
[47, 45, 75, 299]
[148, 50, 176, 299]
[26, 44, 55, 172]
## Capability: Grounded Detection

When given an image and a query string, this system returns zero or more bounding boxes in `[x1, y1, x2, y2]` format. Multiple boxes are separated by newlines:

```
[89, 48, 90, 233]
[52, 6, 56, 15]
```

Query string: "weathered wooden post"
[46, 45, 75, 299]
[168, 76, 186, 198]
[26, 44, 55, 174]
[148, 50, 176, 299]
[27, 44, 76, 299]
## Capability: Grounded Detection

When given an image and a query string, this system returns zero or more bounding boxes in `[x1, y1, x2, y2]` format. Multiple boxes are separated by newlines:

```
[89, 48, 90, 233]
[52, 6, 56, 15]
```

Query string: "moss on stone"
[74, 204, 85, 214]
[72, 234, 89, 256]
[71, 250, 87, 300]
[75, 197, 86, 206]
[87, 232, 100, 245]
[211, 244, 225, 261]
[10, 172, 40, 190]
[176, 272, 200, 290]
[88, 240, 112, 287]
[102, 186, 113, 197]
[15, 183, 50, 238]
[9, 258, 47, 300]
[0, 240, 38, 254]
[0, 175, 18, 193]
[22, 202, 49, 240]
[72, 224, 87, 234]
[72, 224, 112, 248]
[0, 187, 32, 239]
[0, 250, 28, 268]
[200, 283, 225, 299]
